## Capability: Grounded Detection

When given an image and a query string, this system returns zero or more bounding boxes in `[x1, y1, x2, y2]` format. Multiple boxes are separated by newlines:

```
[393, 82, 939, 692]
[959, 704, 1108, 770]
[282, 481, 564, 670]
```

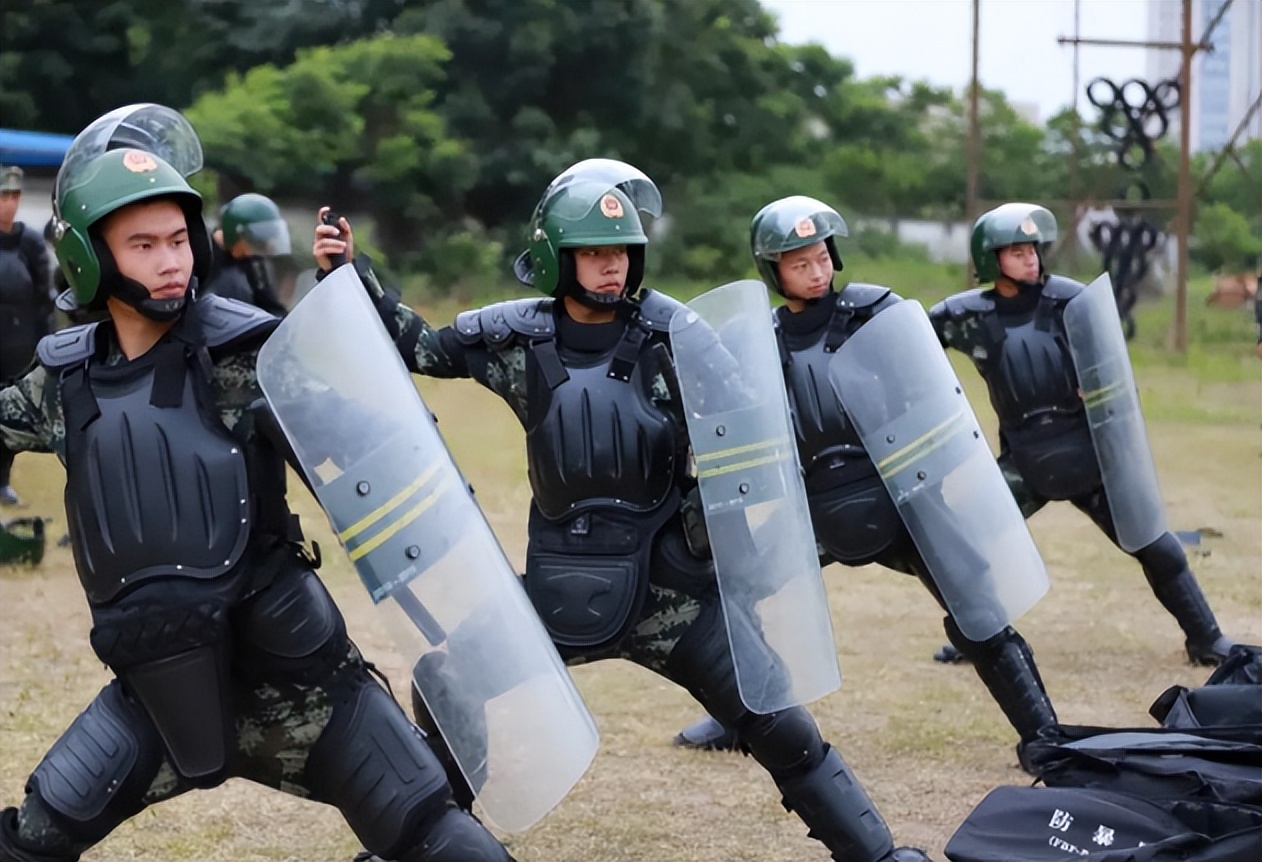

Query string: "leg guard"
[665, 599, 822, 775]
[307, 676, 508, 862]
[1136, 534, 1235, 665]
[945, 617, 1057, 745]
[774, 746, 894, 862]
[22, 682, 165, 851]
[410, 682, 476, 813]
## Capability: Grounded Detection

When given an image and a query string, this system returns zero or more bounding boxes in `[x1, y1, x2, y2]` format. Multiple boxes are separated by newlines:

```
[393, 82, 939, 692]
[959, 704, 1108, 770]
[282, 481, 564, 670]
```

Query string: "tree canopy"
[4, 0, 1255, 282]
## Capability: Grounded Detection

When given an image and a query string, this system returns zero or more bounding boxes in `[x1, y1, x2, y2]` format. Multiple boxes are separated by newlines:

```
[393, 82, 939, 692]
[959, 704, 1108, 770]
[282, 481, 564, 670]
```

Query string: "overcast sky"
[762, 0, 1156, 122]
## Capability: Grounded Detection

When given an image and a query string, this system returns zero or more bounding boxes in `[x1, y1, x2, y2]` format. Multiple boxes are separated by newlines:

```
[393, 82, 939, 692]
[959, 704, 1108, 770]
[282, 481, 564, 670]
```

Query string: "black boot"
[946, 619, 1057, 748]
[775, 745, 898, 862]
[1142, 558, 1236, 666]
[0, 808, 78, 862]
[672, 713, 741, 751]
[931, 643, 968, 664]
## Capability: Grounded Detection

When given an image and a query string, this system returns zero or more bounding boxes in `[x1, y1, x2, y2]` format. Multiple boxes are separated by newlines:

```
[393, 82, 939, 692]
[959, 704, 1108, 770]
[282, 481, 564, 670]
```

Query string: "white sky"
[762, 0, 1158, 122]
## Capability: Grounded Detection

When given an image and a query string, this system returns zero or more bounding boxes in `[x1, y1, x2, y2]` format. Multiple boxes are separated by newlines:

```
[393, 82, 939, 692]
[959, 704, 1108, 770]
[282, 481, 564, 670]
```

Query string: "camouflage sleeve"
[210, 350, 266, 435]
[926, 299, 956, 350]
[0, 366, 58, 454]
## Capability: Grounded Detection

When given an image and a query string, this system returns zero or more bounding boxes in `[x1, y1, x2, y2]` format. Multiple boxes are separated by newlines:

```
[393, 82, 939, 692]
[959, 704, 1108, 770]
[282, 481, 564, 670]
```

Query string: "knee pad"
[306, 677, 451, 860]
[738, 705, 826, 778]
[26, 682, 164, 849]
[1134, 532, 1188, 579]
[666, 601, 825, 776]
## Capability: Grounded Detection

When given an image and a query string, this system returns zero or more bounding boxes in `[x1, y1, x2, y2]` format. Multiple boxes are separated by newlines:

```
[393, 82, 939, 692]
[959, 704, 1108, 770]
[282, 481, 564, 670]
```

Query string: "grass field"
[1, 272, 1258, 861]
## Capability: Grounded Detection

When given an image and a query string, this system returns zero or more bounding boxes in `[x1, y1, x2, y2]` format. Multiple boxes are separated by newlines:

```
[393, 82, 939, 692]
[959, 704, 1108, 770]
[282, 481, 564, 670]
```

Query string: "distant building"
[1146, 0, 1262, 152]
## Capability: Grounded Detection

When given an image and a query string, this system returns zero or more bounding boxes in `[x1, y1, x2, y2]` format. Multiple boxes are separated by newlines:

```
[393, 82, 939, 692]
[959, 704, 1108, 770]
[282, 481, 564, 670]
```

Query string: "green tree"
[186, 34, 474, 267]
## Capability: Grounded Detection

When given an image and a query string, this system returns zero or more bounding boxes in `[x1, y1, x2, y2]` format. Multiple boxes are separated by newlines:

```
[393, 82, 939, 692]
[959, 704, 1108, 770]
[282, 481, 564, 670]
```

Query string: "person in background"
[203, 192, 291, 316]
[0, 165, 54, 506]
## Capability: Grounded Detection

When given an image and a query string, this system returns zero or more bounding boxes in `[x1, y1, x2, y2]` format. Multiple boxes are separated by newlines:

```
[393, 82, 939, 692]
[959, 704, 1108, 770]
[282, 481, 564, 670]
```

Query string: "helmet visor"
[55, 105, 203, 215]
[542, 159, 662, 218]
[752, 196, 848, 259]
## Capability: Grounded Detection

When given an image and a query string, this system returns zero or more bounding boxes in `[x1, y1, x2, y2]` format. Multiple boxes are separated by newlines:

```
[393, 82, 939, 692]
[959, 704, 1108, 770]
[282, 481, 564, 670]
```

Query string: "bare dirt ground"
[2, 369, 1259, 862]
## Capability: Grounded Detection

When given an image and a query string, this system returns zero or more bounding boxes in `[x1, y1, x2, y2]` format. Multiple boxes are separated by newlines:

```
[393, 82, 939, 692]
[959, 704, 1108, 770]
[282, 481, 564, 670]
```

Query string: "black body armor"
[778, 286, 894, 487]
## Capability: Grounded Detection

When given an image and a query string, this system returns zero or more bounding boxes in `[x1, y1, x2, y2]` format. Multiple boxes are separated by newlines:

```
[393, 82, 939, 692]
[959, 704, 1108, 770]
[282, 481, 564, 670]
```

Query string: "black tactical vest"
[970, 280, 1083, 431]
[39, 296, 278, 604]
[778, 285, 896, 490]
[525, 316, 679, 521]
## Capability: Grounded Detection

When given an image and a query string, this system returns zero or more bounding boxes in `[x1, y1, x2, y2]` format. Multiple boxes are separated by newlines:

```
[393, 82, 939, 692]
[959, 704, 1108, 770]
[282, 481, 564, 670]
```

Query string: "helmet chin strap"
[557, 248, 642, 312]
[105, 271, 194, 321]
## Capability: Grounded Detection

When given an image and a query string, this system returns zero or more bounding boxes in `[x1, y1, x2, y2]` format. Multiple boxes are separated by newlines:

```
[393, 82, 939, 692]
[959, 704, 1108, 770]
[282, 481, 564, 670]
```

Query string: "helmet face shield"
[55, 104, 203, 218]
[238, 219, 292, 256]
[540, 159, 662, 219]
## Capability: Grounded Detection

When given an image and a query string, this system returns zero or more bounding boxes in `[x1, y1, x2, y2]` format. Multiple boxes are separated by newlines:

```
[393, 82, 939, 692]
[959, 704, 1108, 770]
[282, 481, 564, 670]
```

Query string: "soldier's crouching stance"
[0, 105, 509, 862]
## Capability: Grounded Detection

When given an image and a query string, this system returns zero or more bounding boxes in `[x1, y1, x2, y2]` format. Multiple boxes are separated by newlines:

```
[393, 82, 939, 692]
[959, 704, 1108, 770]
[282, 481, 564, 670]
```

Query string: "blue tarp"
[0, 128, 75, 168]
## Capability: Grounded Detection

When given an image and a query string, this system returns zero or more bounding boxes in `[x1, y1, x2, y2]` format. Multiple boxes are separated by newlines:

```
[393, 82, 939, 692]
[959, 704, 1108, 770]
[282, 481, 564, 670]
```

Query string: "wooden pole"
[965, 0, 981, 289]
[1172, 0, 1193, 352]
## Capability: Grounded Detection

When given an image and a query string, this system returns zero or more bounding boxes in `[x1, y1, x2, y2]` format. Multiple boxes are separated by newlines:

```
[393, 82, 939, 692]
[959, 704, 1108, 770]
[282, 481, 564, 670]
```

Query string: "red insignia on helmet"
[122, 151, 159, 173]
[1019, 217, 1039, 235]
[600, 193, 624, 218]
[794, 217, 817, 238]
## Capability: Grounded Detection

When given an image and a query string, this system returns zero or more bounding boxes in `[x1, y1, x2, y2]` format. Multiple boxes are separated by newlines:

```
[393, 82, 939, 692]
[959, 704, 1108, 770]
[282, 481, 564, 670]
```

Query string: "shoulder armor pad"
[37, 324, 99, 371]
[194, 295, 279, 349]
[838, 283, 894, 311]
[634, 289, 688, 333]
[456, 298, 555, 346]
[1042, 275, 1086, 302]
[939, 288, 994, 320]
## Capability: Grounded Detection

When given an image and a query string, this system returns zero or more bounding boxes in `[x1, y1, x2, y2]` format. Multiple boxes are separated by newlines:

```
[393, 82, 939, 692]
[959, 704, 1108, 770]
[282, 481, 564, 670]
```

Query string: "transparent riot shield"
[256, 268, 598, 832]
[1063, 273, 1168, 552]
[669, 279, 841, 714]
[829, 300, 1048, 642]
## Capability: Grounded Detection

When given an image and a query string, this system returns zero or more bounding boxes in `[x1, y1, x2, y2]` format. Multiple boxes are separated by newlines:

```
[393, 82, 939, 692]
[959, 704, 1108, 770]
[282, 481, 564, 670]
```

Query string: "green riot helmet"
[970, 203, 1058, 284]
[52, 146, 211, 319]
[750, 196, 848, 296]
[513, 159, 660, 306]
[52, 105, 209, 318]
[219, 193, 292, 257]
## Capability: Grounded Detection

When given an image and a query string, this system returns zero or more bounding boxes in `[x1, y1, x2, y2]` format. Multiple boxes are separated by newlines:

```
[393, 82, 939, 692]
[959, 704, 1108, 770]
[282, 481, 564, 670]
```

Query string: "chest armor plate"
[978, 310, 1080, 429]
[526, 345, 676, 520]
[63, 355, 252, 604]
[783, 329, 865, 472]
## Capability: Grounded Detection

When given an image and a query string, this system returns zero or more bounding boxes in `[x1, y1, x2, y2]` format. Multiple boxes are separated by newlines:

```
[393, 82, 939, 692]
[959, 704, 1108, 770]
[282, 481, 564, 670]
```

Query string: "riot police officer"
[316, 164, 932, 862]
[926, 202, 1236, 667]
[0, 105, 511, 862]
[674, 196, 1058, 757]
[0, 165, 54, 506]
[203, 192, 291, 316]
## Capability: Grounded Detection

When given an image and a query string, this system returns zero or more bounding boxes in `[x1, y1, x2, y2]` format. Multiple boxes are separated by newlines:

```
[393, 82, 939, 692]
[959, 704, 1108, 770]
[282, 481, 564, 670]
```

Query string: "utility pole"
[1173, 0, 1193, 351]
[965, 0, 981, 289]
